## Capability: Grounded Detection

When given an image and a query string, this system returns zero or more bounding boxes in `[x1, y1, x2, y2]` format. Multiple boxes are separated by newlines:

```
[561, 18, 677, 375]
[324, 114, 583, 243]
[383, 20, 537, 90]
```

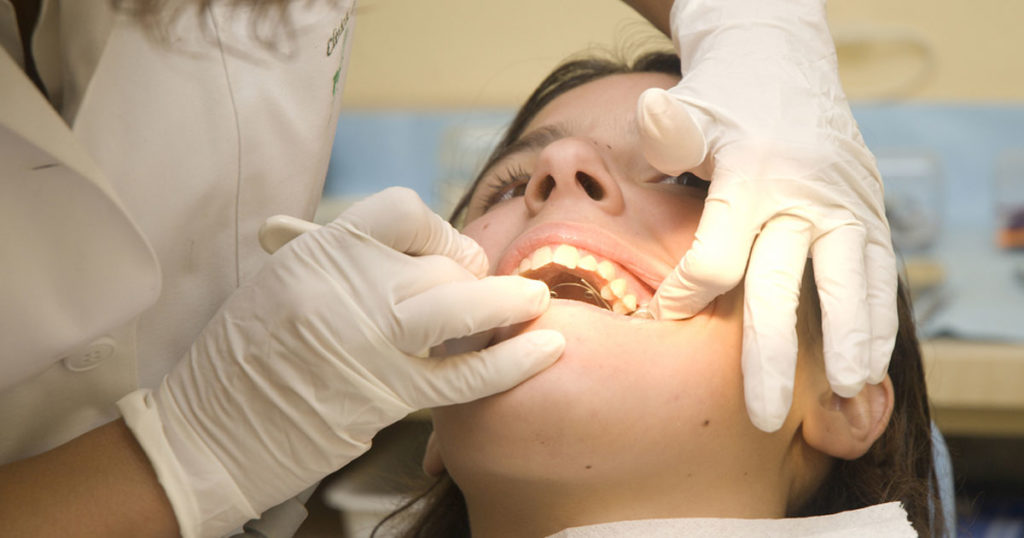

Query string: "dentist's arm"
[620, 0, 673, 35]
[0, 420, 180, 537]
[639, 0, 897, 432]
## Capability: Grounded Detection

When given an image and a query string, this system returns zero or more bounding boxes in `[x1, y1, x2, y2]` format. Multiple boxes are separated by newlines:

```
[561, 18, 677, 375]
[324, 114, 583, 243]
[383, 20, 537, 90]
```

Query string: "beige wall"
[829, 0, 1021, 101]
[340, 0, 1022, 108]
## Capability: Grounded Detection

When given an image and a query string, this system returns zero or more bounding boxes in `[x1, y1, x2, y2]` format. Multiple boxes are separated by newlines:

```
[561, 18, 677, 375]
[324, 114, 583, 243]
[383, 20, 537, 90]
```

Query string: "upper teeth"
[514, 243, 642, 315]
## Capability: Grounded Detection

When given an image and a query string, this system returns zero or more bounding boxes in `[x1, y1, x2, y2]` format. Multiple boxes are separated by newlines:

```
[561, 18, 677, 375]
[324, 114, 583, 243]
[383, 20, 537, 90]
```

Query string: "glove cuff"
[118, 388, 258, 538]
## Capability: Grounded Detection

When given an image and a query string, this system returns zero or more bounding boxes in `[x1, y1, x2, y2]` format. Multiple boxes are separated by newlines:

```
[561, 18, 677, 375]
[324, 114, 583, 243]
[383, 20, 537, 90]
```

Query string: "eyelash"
[481, 164, 532, 210]
[657, 172, 710, 189]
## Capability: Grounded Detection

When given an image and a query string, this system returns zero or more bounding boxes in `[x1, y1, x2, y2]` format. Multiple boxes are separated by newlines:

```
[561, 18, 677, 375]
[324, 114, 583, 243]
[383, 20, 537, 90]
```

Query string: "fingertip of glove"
[743, 371, 791, 433]
[868, 337, 895, 384]
[747, 407, 786, 433]
[637, 87, 673, 116]
[460, 238, 490, 277]
[521, 329, 566, 360]
[830, 378, 866, 399]
[636, 89, 706, 175]
[825, 348, 870, 398]
[866, 368, 888, 386]
[648, 291, 697, 321]
[517, 278, 552, 308]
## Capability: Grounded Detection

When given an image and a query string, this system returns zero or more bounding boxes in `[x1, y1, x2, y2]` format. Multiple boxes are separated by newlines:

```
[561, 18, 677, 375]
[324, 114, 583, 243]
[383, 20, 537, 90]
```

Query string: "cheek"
[627, 189, 705, 262]
[461, 205, 526, 272]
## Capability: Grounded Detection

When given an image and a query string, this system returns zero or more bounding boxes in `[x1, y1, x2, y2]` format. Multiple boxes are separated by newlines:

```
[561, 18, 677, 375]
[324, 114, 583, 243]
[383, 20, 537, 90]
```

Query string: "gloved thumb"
[637, 87, 708, 176]
[259, 215, 320, 254]
[342, 187, 489, 278]
[415, 329, 565, 407]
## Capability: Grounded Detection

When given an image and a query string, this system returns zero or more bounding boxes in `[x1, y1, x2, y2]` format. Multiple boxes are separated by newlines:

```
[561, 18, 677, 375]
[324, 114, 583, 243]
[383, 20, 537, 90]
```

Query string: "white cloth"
[547, 502, 916, 537]
[0, 0, 355, 471]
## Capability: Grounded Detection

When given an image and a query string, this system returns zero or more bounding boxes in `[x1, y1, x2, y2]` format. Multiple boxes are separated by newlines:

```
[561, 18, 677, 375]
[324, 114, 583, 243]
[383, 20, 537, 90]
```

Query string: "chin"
[431, 298, 748, 486]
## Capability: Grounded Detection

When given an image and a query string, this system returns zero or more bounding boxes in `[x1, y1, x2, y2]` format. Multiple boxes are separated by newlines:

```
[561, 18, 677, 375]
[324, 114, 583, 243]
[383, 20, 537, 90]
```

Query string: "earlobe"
[801, 376, 895, 460]
[422, 431, 446, 477]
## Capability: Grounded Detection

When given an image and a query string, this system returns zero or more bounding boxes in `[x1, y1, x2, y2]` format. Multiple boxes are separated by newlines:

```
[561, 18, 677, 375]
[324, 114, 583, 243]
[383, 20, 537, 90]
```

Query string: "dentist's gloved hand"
[638, 0, 897, 432]
[118, 187, 564, 537]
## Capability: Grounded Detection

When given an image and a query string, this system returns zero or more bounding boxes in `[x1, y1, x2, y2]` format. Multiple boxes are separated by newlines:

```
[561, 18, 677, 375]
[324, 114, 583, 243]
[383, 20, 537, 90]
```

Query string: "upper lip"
[494, 221, 674, 291]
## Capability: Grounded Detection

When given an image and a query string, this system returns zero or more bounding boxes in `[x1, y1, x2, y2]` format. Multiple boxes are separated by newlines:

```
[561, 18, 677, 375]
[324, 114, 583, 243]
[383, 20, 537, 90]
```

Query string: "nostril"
[537, 176, 556, 201]
[576, 173, 604, 201]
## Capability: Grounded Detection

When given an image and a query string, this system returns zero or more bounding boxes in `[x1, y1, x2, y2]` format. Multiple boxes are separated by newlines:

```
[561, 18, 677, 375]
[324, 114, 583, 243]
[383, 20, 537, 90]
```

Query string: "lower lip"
[551, 298, 642, 318]
[519, 298, 653, 332]
[489, 298, 656, 351]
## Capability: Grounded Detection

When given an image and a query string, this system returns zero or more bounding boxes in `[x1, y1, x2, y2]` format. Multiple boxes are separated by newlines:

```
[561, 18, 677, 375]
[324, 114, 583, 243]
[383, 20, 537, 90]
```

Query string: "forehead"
[523, 72, 680, 134]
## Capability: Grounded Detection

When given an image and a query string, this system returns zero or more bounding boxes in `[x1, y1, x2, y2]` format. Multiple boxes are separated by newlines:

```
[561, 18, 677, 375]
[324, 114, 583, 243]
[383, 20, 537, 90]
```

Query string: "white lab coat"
[0, 0, 355, 465]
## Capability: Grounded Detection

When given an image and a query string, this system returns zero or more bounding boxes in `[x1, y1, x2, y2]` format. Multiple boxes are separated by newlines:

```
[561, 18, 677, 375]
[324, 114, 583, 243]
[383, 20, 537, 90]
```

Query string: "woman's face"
[432, 72, 805, 519]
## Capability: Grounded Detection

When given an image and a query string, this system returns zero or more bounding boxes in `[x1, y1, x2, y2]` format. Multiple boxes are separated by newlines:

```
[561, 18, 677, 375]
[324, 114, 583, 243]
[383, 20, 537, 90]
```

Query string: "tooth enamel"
[609, 278, 627, 298]
[621, 294, 637, 311]
[518, 257, 531, 274]
[578, 255, 598, 272]
[612, 301, 631, 314]
[597, 260, 615, 280]
[552, 244, 579, 269]
[600, 285, 615, 302]
[531, 246, 553, 270]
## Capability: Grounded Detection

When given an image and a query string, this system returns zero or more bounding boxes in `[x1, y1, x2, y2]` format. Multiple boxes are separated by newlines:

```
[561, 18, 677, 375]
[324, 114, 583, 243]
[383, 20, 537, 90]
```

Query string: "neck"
[459, 468, 789, 538]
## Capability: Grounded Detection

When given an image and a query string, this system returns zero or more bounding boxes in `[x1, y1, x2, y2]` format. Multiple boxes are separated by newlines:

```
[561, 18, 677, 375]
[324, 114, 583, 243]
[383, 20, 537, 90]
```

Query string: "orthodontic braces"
[549, 277, 651, 318]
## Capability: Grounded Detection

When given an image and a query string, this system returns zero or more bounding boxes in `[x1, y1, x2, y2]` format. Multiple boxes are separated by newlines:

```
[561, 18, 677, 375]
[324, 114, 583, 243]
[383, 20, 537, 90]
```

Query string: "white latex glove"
[638, 0, 897, 432]
[118, 187, 564, 537]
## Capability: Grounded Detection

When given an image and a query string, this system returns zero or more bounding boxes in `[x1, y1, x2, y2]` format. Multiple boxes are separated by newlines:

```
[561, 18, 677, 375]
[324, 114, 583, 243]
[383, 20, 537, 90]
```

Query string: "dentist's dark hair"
[374, 49, 945, 538]
[110, 0, 314, 46]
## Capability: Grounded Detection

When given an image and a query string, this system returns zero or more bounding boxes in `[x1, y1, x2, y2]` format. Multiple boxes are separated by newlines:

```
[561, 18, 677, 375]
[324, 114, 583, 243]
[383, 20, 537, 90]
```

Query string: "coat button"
[62, 337, 116, 372]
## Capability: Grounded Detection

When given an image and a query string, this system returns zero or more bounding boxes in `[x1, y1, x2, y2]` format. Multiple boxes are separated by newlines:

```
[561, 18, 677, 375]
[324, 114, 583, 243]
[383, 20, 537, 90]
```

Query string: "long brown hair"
[377, 50, 944, 537]
[793, 274, 942, 538]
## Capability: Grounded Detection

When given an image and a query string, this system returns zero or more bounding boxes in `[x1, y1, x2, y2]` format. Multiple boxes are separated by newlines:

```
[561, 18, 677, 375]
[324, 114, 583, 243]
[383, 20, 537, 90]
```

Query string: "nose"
[524, 137, 625, 216]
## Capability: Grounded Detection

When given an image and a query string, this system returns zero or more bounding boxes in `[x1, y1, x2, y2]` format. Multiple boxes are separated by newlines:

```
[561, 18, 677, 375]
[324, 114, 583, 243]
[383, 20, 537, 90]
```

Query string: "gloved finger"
[741, 215, 811, 433]
[258, 215, 321, 254]
[392, 276, 551, 354]
[864, 237, 898, 383]
[410, 329, 565, 408]
[339, 187, 489, 277]
[636, 87, 708, 176]
[649, 197, 756, 320]
[434, 331, 495, 359]
[811, 224, 871, 398]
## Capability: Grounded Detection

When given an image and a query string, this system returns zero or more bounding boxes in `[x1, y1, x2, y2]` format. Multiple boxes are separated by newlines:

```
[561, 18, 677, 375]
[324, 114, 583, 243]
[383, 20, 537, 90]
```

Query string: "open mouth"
[513, 244, 653, 316]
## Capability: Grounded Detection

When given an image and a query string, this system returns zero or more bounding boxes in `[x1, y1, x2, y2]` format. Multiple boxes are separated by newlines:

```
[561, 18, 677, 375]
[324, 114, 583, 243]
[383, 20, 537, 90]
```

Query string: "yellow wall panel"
[341, 0, 1022, 108]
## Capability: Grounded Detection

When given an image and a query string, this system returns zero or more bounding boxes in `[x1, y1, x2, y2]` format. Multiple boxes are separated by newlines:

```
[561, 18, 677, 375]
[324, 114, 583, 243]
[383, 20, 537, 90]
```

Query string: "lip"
[495, 221, 675, 293]
[490, 297, 665, 349]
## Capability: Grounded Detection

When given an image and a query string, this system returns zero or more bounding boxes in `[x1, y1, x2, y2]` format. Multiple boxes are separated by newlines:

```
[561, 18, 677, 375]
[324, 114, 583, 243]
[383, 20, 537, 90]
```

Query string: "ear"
[422, 432, 446, 477]
[801, 376, 895, 460]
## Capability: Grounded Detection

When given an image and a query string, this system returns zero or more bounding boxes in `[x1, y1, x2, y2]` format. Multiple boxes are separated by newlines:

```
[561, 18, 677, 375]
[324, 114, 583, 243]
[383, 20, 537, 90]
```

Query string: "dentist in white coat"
[1, 2, 565, 536]
[0, 1, 897, 537]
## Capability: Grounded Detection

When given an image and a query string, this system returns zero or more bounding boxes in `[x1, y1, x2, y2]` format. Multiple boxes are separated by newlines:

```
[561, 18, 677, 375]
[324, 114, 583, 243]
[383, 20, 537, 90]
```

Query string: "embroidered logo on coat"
[327, 10, 352, 96]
